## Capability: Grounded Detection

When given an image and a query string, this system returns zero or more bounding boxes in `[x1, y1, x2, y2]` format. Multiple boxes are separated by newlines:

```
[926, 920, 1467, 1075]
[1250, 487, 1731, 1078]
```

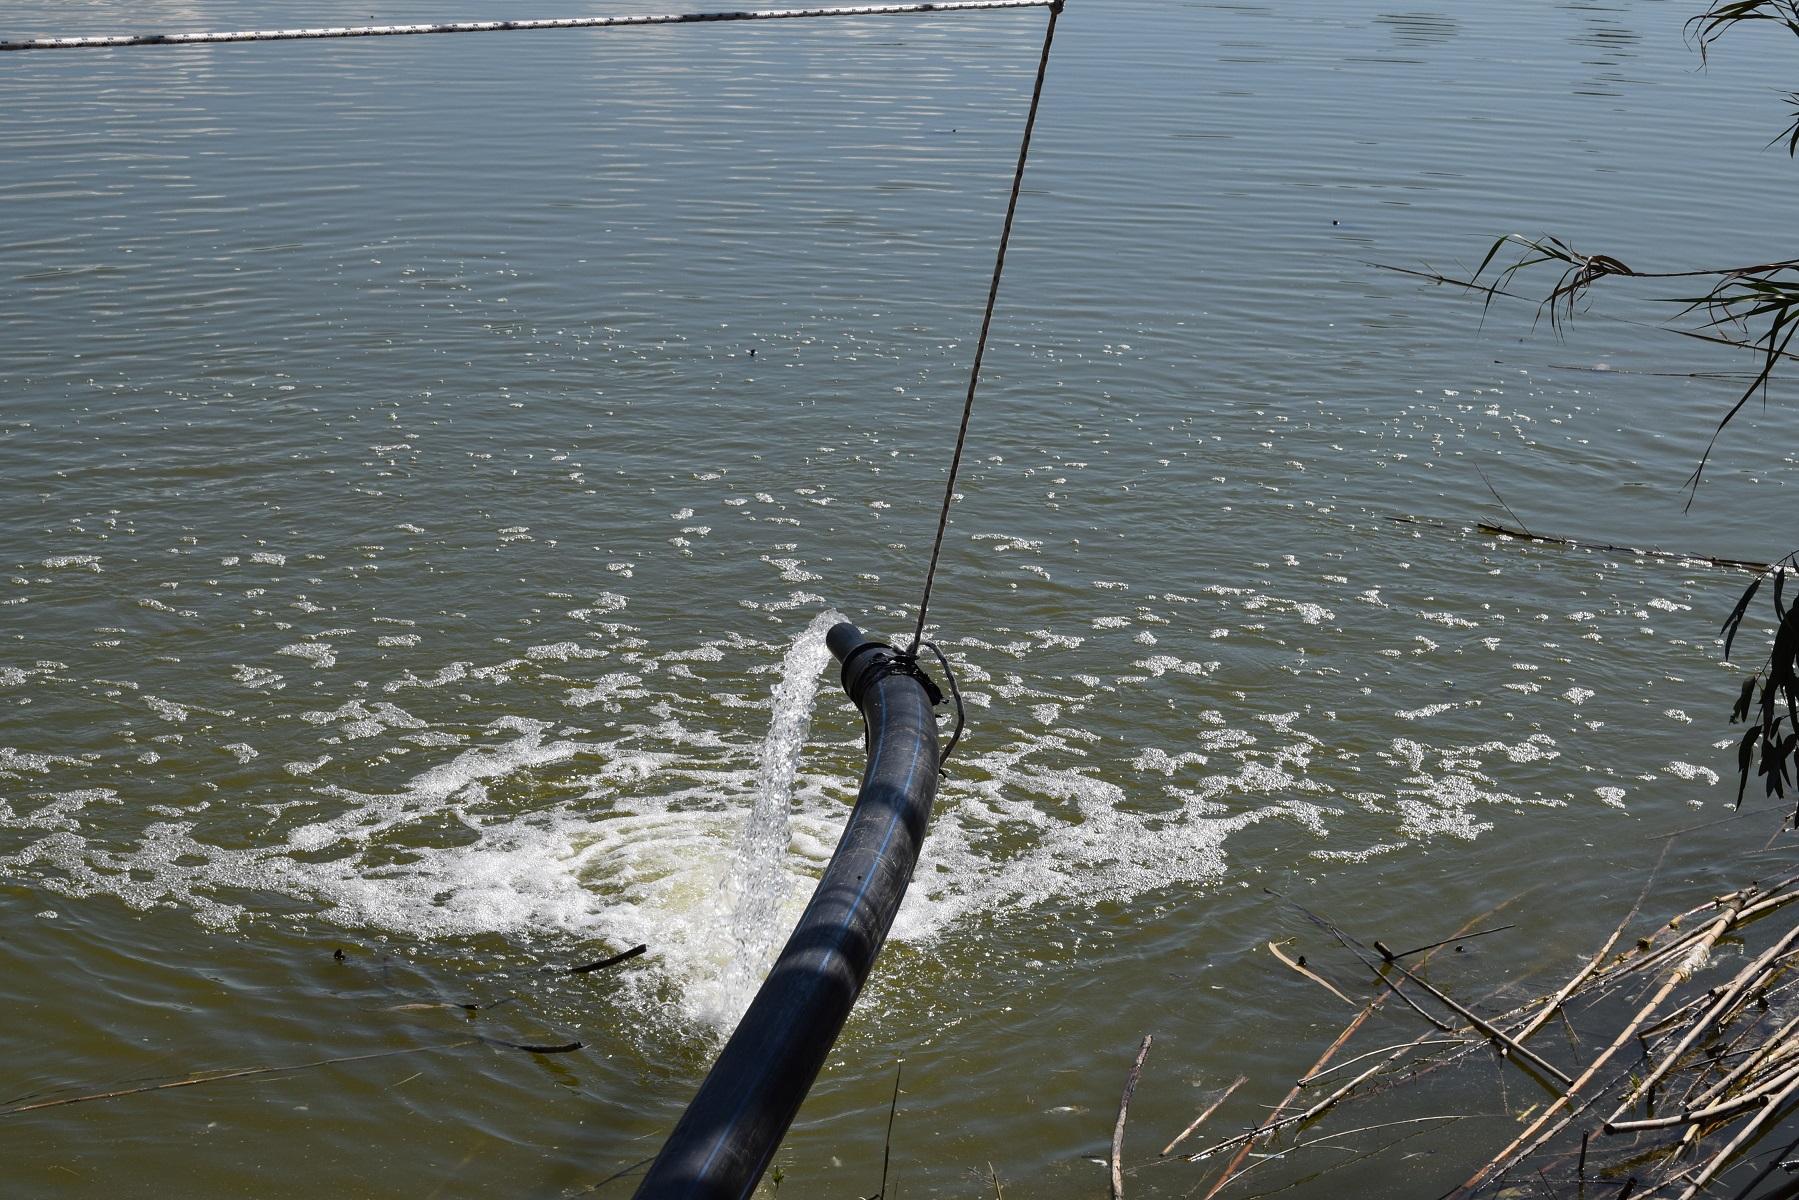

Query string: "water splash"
[700, 609, 843, 1027]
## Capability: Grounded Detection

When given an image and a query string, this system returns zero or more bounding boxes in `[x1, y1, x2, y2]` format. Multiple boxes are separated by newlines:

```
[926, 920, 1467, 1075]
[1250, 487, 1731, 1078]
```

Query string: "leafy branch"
[1688, 0, 1799, 57]
[1468, 236, 1799, 499]
[1688, 1, 1799, 152]
[1722, 561, 1799, 811]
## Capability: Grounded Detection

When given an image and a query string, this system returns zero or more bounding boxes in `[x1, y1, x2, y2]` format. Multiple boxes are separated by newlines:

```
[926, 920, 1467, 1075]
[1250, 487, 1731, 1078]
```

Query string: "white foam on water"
[0, 557, 1719, 1040]
[0, 615, 851, 1036]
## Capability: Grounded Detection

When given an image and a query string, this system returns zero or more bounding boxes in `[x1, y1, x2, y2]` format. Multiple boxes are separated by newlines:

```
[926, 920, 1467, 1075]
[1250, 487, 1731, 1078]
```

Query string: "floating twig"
[1476, 522, 1768, 573]
[476, 1035, 584, 1053]
[564, 1156, 657, 1196]
[1474, 465, 1532, 538]
[1162, 1076, 1247, 1157]
[1297, 1040, 1471, 1087]
[1198, 896, 1524, 1199]
[1379, 924, 1516, 962]
[565, 944, 649, 974]
[1197, 1003, 1378, 1198]
[1113, 1035, 1151, 1200]
[876, 1060, 903, 1200]
[1267, 941, 1357, 1007]
[384, 996, 517, 1012]
[1266, 891, 1454, 1034]
[1, 1040, 479, 1116]
[1184, 1052, 1410, 1163]
[1373, 954, 1572, 1087]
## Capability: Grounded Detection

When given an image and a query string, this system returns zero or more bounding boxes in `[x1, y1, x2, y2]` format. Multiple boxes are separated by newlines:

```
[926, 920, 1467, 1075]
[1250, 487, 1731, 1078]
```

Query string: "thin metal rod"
[908, 0, 1059, 655]
[0, 0, 1052, 52]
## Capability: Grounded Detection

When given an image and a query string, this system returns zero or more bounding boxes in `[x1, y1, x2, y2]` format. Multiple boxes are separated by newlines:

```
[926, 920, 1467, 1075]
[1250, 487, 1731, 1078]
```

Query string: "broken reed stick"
[1162, 1076, 1247, 1157]
[1200, 897, 1526, 1200]
[0, 1040, 479, 1116]
[1644, 891, 1799, 977]
[1380, 924, 1517, 962]
[1112, 1035, 1152, 1200]
[1599, 912, 1738, 985]
[1196, 1000, 1381, 1199]
[1449, 896, 1746, 1198]
[1185, 1051, 1418, 1164]
[1191, 1114, 1471, 1190]
[1599, 873, 1799, 985]
[1678, 1068, 1799, 1199]
[1515, 847, 1668, 1047]
[1268, 941, 1357, 1007]
[565, 944, 649, 974]
[1690, 1017, 1799, 1109]
[1281, 1114, 1469, 1155]
[1599, 878, 1788, 967]
[878, 1060, 902, 1200]
[1266, 892, 1453, 1033]
[1285, 911, 1684, 1105]
[1374, 954, 1572, 1086]
[1298, 1039, 1472, 1087]
[1606, 918, 1799, 1124]
[1637, 987, 1733, 1042]
[1606, 1058, 1799, 1132]
[565, 1157, 658, 1197]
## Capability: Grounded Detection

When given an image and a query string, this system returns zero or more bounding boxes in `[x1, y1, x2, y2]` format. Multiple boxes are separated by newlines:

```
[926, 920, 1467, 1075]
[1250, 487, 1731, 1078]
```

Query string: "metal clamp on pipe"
[633, 620, 942, 1200]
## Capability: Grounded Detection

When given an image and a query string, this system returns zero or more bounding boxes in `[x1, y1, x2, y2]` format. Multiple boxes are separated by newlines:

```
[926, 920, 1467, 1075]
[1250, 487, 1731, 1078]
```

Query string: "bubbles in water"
[700, 609, 842, 1027]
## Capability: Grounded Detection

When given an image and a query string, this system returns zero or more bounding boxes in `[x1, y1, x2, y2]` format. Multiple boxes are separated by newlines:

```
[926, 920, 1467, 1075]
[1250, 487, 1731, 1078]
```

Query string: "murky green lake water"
[4, 1, 1798, 1195]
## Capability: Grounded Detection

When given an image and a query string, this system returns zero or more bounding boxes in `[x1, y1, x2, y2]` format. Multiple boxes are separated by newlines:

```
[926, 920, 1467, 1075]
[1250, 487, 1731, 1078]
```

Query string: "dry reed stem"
[1268, 941, 1357, 1007]
[1195, 1001, 1379, 1200]
[1513, 855, 1664, 1047]
[1475, 522, 1773, 572]
[0, 1040, 479, 1115]
[1161, 1076, 1247, 1157]
[1690, 1018, 1799, 1108]
[1184, 1050, 1424, 1164]
[1374, 955, 1572, 1086]
[1199, 898, 1526, 1199]
[1606, 1056, 1799, 1131]
[877, 1059, 902, 1200]
[1449, 897, 1745, 1198]
[1267, 892, 1455, 1033]
[1298, 1039, 1472, 1086]
[1191, 1115, 1470, 1189]
[1604, 881, 1784, 985]
[1677, 1067, 1799, 1198]
[1606, 918, 1799, 1125]
[1513, 932, 1624, 1046]
[1591, 878, 1799, 986]
[1112, 1035, 1151, 1200]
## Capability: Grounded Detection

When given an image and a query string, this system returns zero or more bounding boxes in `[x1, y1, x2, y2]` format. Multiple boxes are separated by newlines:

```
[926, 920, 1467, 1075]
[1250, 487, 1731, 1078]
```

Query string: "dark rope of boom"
[0, 0, 1051, 52]
[908, 0, 1060, 656]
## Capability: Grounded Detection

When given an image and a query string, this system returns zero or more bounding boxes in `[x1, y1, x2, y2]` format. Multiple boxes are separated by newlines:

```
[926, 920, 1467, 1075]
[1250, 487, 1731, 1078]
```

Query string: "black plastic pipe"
[632, 621, 941, 1200]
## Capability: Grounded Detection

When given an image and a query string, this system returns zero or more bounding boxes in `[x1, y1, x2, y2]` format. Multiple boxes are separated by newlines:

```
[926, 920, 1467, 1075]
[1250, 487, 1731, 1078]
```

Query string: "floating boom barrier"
[632, 622, 943, 1199]
[0, 1, 1054, 52]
